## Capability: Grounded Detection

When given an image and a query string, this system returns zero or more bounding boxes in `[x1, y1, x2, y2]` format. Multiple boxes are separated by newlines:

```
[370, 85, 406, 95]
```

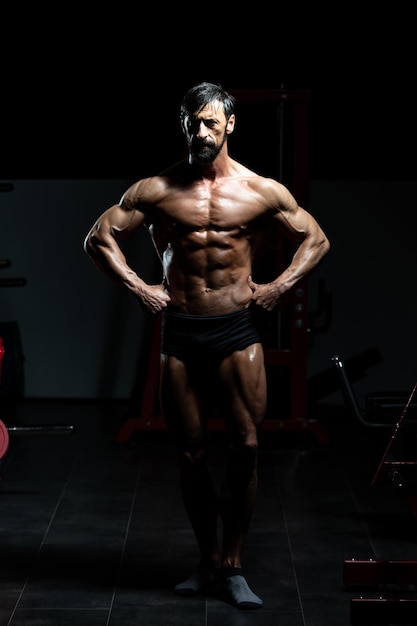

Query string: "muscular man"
[84, 81, 330, 609]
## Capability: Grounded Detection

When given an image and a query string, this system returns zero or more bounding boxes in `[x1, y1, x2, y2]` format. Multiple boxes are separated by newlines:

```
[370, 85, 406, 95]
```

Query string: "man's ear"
[226, 113, 236, 135]
[181, 114, 191, 137]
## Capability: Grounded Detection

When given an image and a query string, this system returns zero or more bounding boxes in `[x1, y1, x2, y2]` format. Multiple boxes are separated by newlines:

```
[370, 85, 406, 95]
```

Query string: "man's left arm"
[249, 185, 330, 311]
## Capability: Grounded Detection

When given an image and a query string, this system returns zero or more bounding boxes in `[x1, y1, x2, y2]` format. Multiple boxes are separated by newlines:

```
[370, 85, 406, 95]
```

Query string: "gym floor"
[0, 398, 417, 626]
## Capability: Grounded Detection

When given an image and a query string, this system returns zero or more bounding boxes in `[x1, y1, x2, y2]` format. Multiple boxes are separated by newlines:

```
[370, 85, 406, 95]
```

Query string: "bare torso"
[138, 162, 272, 315]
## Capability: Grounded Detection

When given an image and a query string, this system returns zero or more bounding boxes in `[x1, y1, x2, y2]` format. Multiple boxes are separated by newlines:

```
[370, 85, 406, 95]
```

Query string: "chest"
[155, 180, 266, 232]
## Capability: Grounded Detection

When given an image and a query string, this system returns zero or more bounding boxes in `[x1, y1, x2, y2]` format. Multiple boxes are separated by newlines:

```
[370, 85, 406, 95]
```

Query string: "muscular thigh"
[159, 354, 206, 446]
[218, 342, 267, 431]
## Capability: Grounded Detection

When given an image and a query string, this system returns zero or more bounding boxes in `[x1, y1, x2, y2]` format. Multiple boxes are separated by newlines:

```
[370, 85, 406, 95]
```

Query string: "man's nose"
[196, 121, 208, 139]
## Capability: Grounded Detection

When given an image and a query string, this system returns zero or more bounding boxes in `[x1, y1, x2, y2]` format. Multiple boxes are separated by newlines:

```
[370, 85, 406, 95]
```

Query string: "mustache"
[191, 137, 214, 148]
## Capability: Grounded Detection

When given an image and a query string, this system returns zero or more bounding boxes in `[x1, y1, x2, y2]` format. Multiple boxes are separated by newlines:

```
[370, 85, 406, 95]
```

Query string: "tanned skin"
[84, 83, 330, 608]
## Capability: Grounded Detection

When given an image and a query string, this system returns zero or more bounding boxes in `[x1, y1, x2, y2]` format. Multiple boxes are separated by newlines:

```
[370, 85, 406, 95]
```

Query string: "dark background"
[1, 6, 416, 410]
[2, 6, 416, 182]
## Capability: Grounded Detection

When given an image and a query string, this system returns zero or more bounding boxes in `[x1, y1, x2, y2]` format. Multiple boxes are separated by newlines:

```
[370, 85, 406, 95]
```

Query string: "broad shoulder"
[228, 159, 295, 204]
[121, 161, 188, 208]
[120, 160, 297, 215]
[247, 175, 296, 208]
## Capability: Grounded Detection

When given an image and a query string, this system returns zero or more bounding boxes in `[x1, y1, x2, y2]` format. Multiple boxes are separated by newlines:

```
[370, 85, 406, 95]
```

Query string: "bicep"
[273, 201, 313, 243]
[262, 180, 315, 243]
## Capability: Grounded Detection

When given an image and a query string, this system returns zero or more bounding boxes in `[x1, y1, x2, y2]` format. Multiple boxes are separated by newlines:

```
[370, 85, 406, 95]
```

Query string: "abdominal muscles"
[165, 228, 254, 314]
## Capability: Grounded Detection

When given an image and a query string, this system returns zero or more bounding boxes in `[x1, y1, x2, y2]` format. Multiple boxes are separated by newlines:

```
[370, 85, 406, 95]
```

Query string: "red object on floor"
[0, 337, 10, 459]
[344, 558, 417, 585]
[350, 596, 417, 624]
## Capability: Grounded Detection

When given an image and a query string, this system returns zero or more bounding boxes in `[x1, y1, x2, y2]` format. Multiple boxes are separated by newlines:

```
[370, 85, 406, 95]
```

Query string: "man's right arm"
[83, 200, 170, 314]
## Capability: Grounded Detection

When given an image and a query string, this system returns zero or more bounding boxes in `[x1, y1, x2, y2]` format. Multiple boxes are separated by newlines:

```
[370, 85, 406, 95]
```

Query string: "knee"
[236, 428, 259, 453]
[178, 447, 206, 473]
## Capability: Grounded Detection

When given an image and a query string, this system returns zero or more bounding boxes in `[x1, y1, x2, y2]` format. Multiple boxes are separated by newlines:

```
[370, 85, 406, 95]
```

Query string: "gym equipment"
[0, 339, 8, 458]
[0, 258, 26, 288]
[332, 353, 417, 494]
[333, 354, 417, 624]
[350, 595, 417, 625]
[0, 254, 75, 463]
[0, 335, 74, 460]
[331, 354, 409, 428]
[371, 380, 417, 489]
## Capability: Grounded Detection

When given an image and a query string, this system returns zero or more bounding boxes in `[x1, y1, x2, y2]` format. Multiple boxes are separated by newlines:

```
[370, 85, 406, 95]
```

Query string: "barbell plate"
[0, 419, 9, 459]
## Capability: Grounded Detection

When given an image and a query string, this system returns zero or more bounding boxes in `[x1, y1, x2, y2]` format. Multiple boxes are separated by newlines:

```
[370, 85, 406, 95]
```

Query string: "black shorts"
[161, 307, 261, 362]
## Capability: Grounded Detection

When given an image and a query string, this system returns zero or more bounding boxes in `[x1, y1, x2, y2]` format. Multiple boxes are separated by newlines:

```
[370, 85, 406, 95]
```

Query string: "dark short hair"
[180, 82, 236, 124]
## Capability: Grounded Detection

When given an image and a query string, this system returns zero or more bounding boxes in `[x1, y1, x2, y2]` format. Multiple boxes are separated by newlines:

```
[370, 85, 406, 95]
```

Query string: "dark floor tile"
[208, 604, 304, 626]
[0, 537, 43, 591]
[299, 592, 351, 626]
[109, 604, 207, 626]
[17, 544, 120, 610]
[1, 400, 415, 625]
[43, 492, 134, 544]
[7, 608, 109, 625]
[0, 492, 62, 533]
[0, 442, 77, 487]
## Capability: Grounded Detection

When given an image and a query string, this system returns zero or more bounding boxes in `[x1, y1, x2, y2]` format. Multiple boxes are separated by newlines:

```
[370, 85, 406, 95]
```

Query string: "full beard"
[190, 137, 225, 164]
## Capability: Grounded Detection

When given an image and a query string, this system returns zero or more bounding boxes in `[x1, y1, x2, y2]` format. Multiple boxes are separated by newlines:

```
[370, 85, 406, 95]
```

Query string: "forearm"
[274, 235, 330, 293]
[84, 230, 170, 314]
[249, 234, 329, 312]
[84, 233, 144, 294]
